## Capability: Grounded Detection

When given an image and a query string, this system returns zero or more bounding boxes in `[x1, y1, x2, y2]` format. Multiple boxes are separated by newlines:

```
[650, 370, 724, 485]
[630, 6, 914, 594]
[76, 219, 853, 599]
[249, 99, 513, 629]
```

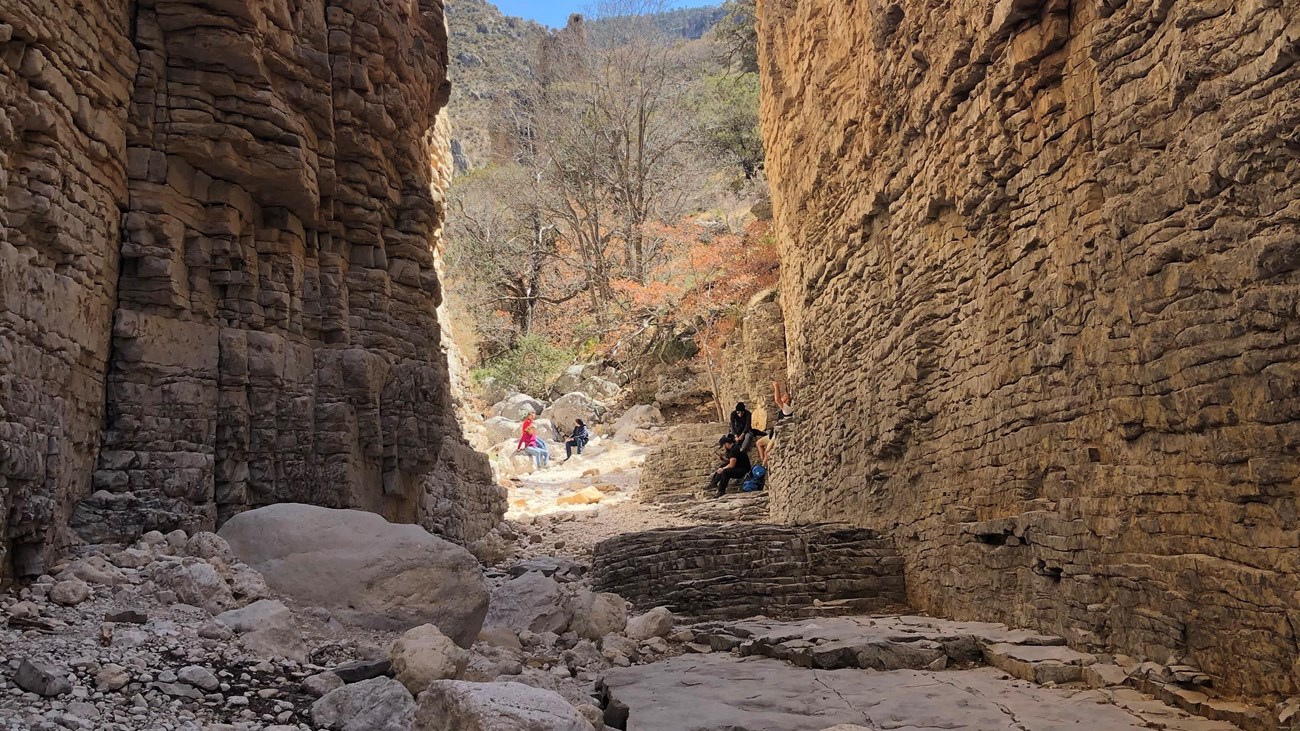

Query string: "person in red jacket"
[515, 410, 536, 451]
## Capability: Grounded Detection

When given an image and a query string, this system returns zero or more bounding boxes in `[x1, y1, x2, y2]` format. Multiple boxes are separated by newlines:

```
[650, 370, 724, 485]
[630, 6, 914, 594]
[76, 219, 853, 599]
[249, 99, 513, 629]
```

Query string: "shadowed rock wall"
[0, 0, 503, 576]
[0, 0, 135, 576]
[758, 0, 1300, 703]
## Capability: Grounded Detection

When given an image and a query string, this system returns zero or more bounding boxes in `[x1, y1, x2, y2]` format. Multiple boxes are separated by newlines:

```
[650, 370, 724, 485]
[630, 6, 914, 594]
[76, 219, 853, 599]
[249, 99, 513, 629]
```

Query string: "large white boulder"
[492, 393, 546, 421]
[485, 572, 572, 635]
[311, 677, 415, 731]
[415, 680, 591, 731]
[542, 392, 606, 429]
[219, 504, 489, 646]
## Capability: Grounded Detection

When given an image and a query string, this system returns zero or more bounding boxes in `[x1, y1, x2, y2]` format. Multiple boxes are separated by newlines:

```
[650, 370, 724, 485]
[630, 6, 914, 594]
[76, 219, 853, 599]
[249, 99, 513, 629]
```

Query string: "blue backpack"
[741, 465, 767, 492]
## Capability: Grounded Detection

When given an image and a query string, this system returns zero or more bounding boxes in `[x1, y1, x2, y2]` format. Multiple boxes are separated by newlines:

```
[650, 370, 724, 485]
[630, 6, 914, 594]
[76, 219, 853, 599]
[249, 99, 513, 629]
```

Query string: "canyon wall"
[758, 0, 1300, 704]
[0, 0, 503, 577]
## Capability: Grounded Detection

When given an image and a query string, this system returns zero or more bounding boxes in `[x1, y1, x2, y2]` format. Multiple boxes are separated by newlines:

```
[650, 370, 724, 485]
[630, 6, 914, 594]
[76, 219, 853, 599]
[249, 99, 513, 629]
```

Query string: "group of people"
[514, 412, 590, 469]
[708, 381, 794, 497]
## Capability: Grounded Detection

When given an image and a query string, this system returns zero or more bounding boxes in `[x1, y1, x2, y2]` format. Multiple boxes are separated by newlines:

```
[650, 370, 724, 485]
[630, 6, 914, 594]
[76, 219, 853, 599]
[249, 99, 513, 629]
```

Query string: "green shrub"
[472, 335, 573, 397]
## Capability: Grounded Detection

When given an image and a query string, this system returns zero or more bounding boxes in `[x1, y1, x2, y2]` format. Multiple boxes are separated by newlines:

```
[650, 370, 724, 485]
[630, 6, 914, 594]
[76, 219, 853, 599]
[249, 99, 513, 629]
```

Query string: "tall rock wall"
[758, 0, 1300, 703]
[0, 0, 503, 576]
[0, 0, 135, 576]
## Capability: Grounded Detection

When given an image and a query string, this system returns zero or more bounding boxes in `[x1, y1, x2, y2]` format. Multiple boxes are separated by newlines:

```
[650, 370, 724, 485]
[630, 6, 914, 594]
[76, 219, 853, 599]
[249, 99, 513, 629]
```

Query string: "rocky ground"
[0, 421, 1263, 731]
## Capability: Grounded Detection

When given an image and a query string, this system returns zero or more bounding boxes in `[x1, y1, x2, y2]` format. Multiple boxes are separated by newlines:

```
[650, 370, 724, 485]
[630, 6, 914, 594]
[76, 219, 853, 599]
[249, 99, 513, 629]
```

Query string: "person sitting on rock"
[773, 381, 794, 422]
[515, 423, 550, 469]
[729, 402, 752, 446]
[564, 419, 590, 460]
[516, 410, 536, 452]
[709, 434, 752, 498]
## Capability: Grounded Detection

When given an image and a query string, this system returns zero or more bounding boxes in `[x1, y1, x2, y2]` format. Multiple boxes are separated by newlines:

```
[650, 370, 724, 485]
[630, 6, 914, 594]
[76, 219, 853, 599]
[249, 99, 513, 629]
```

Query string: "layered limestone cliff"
[0, 0, 503, 577]
[759, 0, 1300, 704]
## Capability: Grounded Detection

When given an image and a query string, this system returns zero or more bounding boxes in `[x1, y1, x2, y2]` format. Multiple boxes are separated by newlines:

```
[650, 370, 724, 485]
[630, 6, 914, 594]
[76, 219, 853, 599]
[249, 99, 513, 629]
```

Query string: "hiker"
[773, 381, 794, 422]
[515, 410, 536, 451]
[729, 402, 752, 448]
[515, 423, 550, 469]
[565, 419, 590, 460]
[709, 434, 752, 497]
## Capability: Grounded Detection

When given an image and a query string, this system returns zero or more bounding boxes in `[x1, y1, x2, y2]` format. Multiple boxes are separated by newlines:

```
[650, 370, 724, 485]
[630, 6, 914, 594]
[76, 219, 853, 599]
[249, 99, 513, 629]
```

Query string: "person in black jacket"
[728, 398, 759, 450]
[564, 419, 590, 460]
[709, 434, 752, 497]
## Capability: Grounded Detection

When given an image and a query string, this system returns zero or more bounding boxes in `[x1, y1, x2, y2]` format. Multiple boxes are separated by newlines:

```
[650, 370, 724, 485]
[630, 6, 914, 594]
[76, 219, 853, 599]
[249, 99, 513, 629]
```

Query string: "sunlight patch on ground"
[505, 437, 652, 519]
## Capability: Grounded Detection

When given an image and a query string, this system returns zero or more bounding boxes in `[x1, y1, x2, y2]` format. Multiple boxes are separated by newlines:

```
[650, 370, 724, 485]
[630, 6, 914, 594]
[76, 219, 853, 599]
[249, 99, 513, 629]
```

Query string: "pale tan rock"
[390, 624, 469, 695]
[556, 487, 605, 506]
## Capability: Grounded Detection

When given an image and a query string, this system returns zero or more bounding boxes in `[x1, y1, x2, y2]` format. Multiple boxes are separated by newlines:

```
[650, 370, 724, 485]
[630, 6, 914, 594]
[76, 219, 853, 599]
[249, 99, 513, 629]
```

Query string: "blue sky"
[492, 1, 706, 28]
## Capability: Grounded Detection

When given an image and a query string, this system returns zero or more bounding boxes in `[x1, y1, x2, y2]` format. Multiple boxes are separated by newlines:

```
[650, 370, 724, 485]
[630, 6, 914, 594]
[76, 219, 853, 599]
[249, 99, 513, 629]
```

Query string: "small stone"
[155, 681, 203, 700]
[96, 664, 130, 692]
[50, 579, 92, 606]
[178, 666, 220, 692]
[7, 601, 41, 619]
[302, 672, 345, 698]
[104, 609, 148, 624]
[332, 659, 392, 684]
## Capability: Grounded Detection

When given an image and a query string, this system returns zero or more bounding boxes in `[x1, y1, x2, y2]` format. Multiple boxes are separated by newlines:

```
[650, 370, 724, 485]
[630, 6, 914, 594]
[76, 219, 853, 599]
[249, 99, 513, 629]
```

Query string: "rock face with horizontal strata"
[592, 523, 906, 620]
[0, 0, 503, 577]
[757, 0, 1300, 704]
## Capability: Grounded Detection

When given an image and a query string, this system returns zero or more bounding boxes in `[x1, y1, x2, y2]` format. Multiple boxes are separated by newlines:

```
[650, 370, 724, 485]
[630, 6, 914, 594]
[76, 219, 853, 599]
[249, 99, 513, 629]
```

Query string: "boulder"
[625, 607, 673, 641]
[483, 416, 523, 445]
[241, 624, 310, 664]
[219, 504, 488, 646]
[215, 599, 293, 633]
[415, 680, 591, 731]
[613, 405, 664, 439]
[492, 394, 546, 421]
[579, 377, 620, 400]
[49, 578, 92, 606]
[568, 591, 628, 640]
[486, 572, 572, 635]
[151, 559, 235, 614]
[184, 532, 233, 560]
[542, 392, 606, 429]
[477, 626, 524, 651]
[58, 556, 126, 586]
[478, 376, 515, 405]
[311, 677, 415, 731]
[551, 365, 588, 395]
[390, 624, 469, 694]
[15, 660, 71, 697]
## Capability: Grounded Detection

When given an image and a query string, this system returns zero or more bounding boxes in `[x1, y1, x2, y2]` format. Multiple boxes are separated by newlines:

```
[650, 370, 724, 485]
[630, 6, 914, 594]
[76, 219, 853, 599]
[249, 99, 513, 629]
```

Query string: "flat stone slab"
[694, 615, 1072, 672]
[601, 654, 1244, 731]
